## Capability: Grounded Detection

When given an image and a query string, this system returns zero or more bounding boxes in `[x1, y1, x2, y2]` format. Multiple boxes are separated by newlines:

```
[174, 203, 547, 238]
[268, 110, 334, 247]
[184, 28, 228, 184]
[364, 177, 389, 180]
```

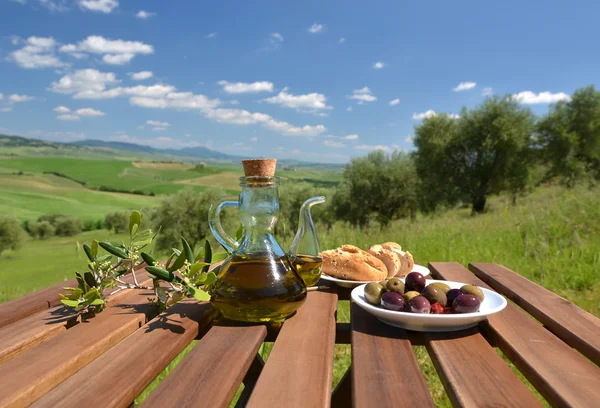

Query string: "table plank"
[470, 262, 600, 365]
[425, 327, 542, 408]
[142, 324, 266, 407]
[246, 290, 338, 408]
[0, 277, 153, 365]
[33, 299, 217, 408]
[351, 303, 435, 408]
[0, 278, 77, 329]
[430, 262, 600, 408]
[0, 289, 155, 407]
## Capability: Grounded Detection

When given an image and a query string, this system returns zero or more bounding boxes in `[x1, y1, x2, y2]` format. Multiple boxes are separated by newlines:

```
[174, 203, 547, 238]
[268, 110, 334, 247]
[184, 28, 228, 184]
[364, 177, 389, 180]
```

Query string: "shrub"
[28, 221, 56, 239]
[0, 216, 26, 255]
[104, 211, 130, 233]
[54, 216, 83, 236]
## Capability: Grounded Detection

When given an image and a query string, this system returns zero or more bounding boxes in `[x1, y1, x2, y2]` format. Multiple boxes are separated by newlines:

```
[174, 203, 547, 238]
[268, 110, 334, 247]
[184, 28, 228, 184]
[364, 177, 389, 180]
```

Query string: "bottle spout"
[301, 195, 326, 212]
[289, 196, 325, 259]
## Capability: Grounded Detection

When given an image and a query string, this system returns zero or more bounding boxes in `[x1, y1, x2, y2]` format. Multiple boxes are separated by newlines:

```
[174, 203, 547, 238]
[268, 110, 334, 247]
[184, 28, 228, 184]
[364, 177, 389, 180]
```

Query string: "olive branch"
[60, 210, 225, 315]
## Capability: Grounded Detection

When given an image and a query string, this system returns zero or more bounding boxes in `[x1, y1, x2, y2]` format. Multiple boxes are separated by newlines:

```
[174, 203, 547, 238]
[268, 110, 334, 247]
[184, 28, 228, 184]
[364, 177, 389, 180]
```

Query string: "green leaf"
[145, 265, 174, 282]
[75, 272, 87, 292]
[169, 250, 186, 272]
[60, 299, 81, 308]
[181, 237, 194, 263]
[129, 210, 142, 236]
[194, 247, 205, 262]
[188, 286, 210, 302]
[202, 241, 212, 273]
[82, 244, 95, 262]
[96, 254, 112, 263]
[210, 252, 229, 263]
[204, 271, 217, 286]
[89, 298, 105, 306]
[84, 287, 101, 302]
[90, 240, 98, 258]
[113, 269, 128, 277]
[132, 238, 152, 250]
[141, 252, 156, 266]
[165, 252, 176, 270]
[235, 223, 244, 241]
[99, 242, 128, 259]
[131, 223, 139, 239]
[83, 272, 96, 289]
[172, 248, 181, 256]
[189, 262, 210, 274]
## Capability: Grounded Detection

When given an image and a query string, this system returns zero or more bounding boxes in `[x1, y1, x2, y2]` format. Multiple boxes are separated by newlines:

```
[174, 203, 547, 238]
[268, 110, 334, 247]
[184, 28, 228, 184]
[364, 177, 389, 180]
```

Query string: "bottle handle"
[208, 195, 239, 254]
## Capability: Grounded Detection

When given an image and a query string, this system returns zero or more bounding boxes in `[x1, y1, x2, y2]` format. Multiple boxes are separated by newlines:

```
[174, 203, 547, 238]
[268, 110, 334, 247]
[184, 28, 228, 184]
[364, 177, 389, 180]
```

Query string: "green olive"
[428, 282, 451, 294]
[422, 285, 448, 307]
[386, 278, 405, 295]
[365, 283, 386, 305]
[460, 285, 485, 302]
[403, 291, 421, 304]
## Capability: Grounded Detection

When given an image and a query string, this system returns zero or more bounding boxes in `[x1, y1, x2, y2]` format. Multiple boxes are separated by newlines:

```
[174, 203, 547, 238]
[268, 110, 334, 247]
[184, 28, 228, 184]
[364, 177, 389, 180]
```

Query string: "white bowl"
[320, 264, 430, 288]
[351, 279, 507, 332]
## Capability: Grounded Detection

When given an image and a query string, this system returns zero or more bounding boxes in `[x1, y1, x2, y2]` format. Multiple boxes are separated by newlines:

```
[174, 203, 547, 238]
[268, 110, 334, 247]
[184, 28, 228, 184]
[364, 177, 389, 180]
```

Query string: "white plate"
[351, 279, 507, 332]
[320, 264, 430, 288]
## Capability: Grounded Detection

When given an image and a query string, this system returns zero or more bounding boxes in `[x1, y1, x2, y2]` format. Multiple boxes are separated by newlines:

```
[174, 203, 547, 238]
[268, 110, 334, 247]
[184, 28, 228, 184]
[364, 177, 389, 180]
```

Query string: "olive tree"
[414, 96, 535, 214]
[0, 216, 26, 256]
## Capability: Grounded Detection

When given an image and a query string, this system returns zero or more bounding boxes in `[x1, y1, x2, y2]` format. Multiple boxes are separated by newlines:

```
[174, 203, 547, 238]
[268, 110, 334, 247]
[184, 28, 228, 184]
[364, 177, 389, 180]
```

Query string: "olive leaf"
[83, 244, 95, 262]
[235, 223, 244, 241]
[146, 265, 175, 282]
[141, 252, 156, 266]
[182, 237, 194, 263]
[202, 240, 212, 273]
[187, 286, 210, 302]
[99, 242, 128, 259]
[129, 210, 142, 237]
[90, 240, 98, 258]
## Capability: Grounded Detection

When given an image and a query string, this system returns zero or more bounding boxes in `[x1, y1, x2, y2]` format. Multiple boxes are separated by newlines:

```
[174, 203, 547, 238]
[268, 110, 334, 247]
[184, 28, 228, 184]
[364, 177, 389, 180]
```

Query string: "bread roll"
[381, 242, 415, 277]
[322, 245, 387, 281]
[368, 244, 401, 278]
[381, 242, 402, 252]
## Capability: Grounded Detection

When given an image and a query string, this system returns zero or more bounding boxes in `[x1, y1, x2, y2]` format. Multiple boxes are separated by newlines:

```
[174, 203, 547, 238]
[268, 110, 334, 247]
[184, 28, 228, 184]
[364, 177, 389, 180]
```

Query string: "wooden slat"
[234, 354, 265, 408]
[425, 327, 542, 408]
[430, 262, 600, 408]
[246, 290, 338, 408]
[0, 277, 153, 365]
[0, 289, 155, 407]
[0, 278, 77, 329]
[351, 303, 435, 408]
[33, 299, 217, 408]
[142, 324, 267, 407]
[470, 262, 600, 365]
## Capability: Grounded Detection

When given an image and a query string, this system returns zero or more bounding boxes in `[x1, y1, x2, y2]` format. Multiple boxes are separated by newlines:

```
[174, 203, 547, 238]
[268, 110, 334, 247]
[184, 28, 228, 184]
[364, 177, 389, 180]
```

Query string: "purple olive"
[408, 295, 431, 314]
[452, 294, 481, 313]
[381, 292, 405, 311]
[405, 272, 426, 293]
[446, 289, 464, 304]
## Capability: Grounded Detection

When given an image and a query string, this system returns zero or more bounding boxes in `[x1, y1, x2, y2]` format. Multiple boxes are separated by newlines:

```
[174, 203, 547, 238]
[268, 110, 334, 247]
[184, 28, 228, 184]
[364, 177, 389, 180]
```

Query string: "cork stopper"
[242, 158, 277, 177]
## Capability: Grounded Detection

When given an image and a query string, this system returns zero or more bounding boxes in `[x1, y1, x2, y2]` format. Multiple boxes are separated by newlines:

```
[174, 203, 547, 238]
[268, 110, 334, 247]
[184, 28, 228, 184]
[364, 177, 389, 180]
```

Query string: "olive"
[460, 285, 485, 302]
[408, 295, 431, 314]
[446, 288, 463, 304]
[421, 285, 447, 307]
[403, 291, 421, 304]
[405, 272, 426, 293]
[364, 283, 386, 305]
[428, 282, 451, 294]
[386, 278, 405, 295]
[452, 294, 481, 313]
[378, 280, 390, 290]
[381, 292, 405, 311]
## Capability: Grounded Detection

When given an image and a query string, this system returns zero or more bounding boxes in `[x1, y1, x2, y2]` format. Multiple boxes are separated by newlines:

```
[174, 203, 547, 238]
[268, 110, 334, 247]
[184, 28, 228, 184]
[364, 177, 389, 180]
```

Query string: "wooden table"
[1, 262, 599, 407]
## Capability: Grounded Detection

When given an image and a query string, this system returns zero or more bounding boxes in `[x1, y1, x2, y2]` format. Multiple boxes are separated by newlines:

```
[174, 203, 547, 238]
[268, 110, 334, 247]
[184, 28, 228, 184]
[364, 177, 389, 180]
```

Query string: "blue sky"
[1, 0, 599, 163]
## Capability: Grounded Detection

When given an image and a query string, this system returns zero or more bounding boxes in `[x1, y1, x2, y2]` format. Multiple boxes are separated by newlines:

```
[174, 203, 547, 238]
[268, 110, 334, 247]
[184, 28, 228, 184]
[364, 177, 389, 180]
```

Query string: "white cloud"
[59, 35, 153, 65]
[405, 135, 414, 143]
[346, 106, 352, 112]
[412, 110, 437, 120]
[146, 120, 170, 131]
[373, 61, 385, 69]
[348, 87, 377, 103]
[263, 32, 284, 51]
[512, 91, 570, 104]
[339, 38, 345, 44]
[448, 113, 460, 119]
[8, 94, 35, 103]
[263, 88, 332, 111]
[129, 71, 153, 80]
[482, 87, 493, 96]
[250, 137, 258, 142]
[355, 144, 391, 152]
[136, 10, 155, 19]
[217, 80, 274, 94]
[308, 23, 324, 33]
[389, 98, 400, 106]
[0, 93, 3, 101]
[205, 32, 218, 39]
[50, 69, 120, 96]
[53, 106, 70, 113]
[0, 107, 13, 113]
[271, 32, 284, 42]
[57, 114, 80, 121]
[453, 81, 477, 92]
[76, 108, 105, 116]
[323, 140, 346, 148]
[229, 100, 240, 105]
[8, 36, 67, 69]
[340, 134, 359, 141]
[79, 0, 118, 13]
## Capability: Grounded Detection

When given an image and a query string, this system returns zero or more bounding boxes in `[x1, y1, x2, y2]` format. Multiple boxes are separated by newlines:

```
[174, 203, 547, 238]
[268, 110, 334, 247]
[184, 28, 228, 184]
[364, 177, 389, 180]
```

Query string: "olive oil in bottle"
[290, 254, 323, 287]
[209, 252, 307, 322]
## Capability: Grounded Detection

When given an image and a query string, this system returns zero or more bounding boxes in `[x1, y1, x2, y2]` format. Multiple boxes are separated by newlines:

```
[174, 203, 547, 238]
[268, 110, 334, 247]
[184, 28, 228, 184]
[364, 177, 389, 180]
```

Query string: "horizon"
[1, 0, 599, 163]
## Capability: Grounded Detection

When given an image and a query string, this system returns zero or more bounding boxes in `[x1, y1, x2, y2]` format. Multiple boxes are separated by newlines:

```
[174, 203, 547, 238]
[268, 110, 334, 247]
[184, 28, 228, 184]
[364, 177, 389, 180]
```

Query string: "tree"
[414, 97, 535, 214]
[333, 150, 418, 228]
[28, 221, 56, 239]
[537, 85, 600, 185]
[105, 211, 130, 233]
[54, 216, 83, 236]
[0, 216, 26, 255]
